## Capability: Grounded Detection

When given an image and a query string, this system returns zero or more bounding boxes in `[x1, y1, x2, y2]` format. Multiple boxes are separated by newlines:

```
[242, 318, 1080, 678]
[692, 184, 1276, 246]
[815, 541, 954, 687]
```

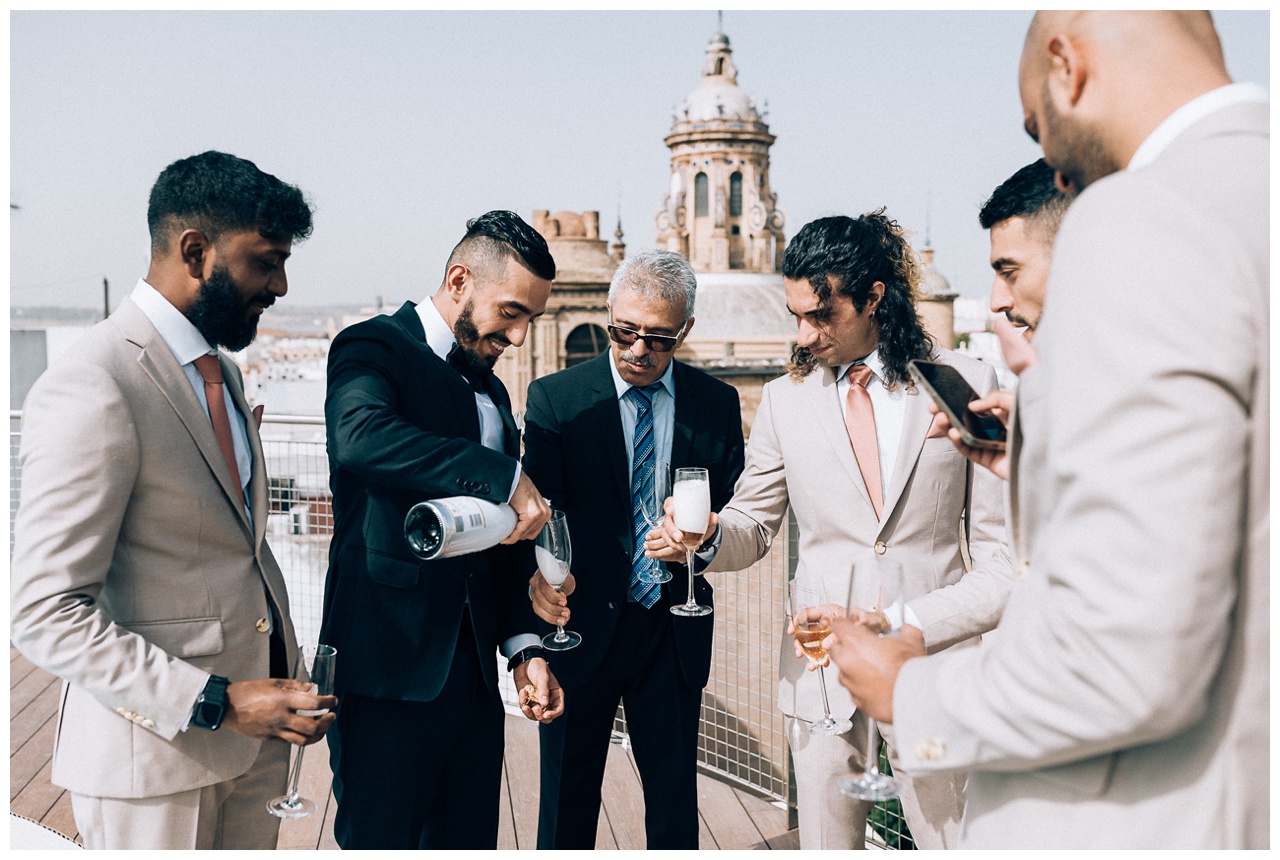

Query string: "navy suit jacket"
[521, 351, 744, 689]
[321, 301, 537, 701]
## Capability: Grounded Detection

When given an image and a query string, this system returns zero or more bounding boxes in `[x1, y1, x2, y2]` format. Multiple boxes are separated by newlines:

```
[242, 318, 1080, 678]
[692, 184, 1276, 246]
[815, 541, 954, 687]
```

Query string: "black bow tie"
[446, 343, 491, 394]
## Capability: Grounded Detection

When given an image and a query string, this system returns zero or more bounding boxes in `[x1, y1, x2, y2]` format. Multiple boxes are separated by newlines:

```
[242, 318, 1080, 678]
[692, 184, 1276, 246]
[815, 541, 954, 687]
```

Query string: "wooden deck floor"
[10, 648, 798, 850]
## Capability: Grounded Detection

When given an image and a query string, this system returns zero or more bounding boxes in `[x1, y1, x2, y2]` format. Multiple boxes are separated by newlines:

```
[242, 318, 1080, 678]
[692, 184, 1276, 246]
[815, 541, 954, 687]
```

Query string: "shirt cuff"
[902, 602, 921, 632]
[501, 633, 541, 659]
[506, 462, 523, 504]
[692, 522, 723, 571]
[179, 672, 213, 732]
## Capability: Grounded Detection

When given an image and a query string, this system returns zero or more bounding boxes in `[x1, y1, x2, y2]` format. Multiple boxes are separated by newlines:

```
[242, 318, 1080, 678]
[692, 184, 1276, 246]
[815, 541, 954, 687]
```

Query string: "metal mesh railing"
[9, 411, 910, 847]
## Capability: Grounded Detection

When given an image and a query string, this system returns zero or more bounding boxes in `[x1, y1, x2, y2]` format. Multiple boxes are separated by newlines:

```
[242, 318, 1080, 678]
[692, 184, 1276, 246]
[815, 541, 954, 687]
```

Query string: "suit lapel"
[814, 366, 875, 512]
[221, 358, 269, 550]
[589, 354, 633, 517]
[120, 302, 253, 536]
[390, 302, 484, 443]
[671, 361, 696, 469]
[880, 384, 932, 526]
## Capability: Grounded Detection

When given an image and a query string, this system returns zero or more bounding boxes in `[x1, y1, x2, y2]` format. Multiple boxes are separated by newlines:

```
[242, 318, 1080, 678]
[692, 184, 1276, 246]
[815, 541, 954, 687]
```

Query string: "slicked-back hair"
[147, 151, 313, 253]
[446, 210, 556, 285]
[782, 210, 933, 387]
[608, 248, 697, 323]
[979, 158, 1075, 241]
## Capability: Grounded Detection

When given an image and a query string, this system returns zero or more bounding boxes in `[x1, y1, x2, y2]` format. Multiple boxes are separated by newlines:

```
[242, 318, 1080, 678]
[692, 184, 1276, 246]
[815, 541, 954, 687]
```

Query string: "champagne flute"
[639, 460, 673, 584]
[267, 644, 337, 819]
[670, 467, 712, 617]
[836, 560, 903, 801]
[537, 510, 581, 650]
[788, 580, 853, 736]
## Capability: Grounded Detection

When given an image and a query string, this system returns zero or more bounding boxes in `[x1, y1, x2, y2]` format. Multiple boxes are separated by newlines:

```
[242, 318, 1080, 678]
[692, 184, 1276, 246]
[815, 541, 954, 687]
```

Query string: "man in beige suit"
[653, 211, 1012, 848]
[829, 12, 1268, 848]
[10, 151, 336, 849]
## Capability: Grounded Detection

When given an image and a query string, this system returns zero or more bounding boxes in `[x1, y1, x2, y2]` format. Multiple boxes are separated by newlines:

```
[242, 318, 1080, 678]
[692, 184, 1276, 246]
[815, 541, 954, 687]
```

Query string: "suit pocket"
[122, 616, 225, 659]
[354, 546, 421, 589]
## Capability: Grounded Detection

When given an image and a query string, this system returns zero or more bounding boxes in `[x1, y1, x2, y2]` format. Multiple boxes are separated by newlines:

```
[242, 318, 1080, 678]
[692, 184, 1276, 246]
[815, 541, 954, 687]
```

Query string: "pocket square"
[926, 413, 949, 439]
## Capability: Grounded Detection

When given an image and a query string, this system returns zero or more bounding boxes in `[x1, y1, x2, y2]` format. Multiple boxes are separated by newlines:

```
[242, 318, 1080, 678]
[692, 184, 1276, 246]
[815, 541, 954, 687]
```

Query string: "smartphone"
[906, 359, 1007, 451]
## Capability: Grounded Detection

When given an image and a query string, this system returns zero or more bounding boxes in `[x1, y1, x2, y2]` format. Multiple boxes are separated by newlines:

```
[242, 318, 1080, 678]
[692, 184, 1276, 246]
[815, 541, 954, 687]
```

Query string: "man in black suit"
[321, 211, 565, 849]
[524, 249, 745, 848]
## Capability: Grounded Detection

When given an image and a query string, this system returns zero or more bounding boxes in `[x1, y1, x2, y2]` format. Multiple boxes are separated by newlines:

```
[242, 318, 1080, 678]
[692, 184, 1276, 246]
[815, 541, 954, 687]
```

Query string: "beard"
[187, 266, 264, 352]
[452, 297, 500, 372]
[1041, 84, 1121, 191]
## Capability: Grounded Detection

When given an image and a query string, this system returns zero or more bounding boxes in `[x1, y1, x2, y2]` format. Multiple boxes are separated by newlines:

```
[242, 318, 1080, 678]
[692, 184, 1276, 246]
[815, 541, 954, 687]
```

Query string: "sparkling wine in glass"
[670, 467, 712, 617]
[639, 460, 673, 584]
[788, 580, 853, 736]
[836, 560, 903, 801]
[537, 510, 581, 651]
[267, 644, 336, 819]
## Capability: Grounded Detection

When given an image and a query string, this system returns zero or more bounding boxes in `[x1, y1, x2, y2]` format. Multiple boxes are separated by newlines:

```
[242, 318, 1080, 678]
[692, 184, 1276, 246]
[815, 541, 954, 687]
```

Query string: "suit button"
[456, 479, 466, 488]
[1017, 560, 1030, 581]
[478, 484, 490, 494]
[140, 718, 156, 729]
[914, 738, 947, 761]
[608, 602, 617, 610]
[255, 618, 270, 633]
[874, 541, 887, 555]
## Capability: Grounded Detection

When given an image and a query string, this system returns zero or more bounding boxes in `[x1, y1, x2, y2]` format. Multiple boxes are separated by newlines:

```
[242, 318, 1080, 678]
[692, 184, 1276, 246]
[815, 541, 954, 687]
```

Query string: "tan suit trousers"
[71, 736, 291, 849]
[787, 712, 965, 849]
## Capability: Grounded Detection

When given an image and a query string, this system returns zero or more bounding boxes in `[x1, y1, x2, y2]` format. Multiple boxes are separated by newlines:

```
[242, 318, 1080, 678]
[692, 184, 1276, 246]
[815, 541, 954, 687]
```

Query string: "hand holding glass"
[836, 560, 903, 801]
[537, 510, 581, 651]
[267, 644, 336, 819]
[639, 460, 673, 584]
[670, 467, 713, 617]
[789, 580, 853, 736]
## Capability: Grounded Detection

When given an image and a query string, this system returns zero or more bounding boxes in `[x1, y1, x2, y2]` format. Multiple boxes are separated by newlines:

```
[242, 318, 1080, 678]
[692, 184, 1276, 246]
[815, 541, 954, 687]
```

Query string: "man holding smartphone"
[651, 211, 1013, 849]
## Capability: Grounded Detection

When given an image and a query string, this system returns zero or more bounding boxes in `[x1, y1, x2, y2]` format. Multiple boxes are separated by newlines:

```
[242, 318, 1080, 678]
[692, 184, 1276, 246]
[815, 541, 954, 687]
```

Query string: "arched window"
[694, 173, 709, 217]
[729, 171, 743, 217]
[564, 323, 608, 368]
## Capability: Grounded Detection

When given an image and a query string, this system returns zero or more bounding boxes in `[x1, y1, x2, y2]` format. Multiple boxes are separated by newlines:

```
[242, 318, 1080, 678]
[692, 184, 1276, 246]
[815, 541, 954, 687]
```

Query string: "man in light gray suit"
[653, 210, 1012, 849]
[10, 151, 336, 849]
[829, 11, 1268, 848]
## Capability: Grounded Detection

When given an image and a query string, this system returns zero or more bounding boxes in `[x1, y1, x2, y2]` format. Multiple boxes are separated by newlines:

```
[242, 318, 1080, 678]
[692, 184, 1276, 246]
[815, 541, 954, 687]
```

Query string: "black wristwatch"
[506, 646, 546, 673]
[191, 674, 231, 731]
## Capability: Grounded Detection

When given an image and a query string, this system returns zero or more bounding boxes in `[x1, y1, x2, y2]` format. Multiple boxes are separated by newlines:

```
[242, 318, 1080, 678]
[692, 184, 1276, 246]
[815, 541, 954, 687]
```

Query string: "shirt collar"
[416, 296, 459, 360]
[130, 279, 216, 365]
[836, 347, 886, 384]
[1128, 82, 1269, 171]
[609, 353, 676, 402]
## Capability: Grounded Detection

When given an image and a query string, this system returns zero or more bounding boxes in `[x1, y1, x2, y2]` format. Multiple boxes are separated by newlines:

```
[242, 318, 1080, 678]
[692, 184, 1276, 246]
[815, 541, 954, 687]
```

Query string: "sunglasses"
[606, 320, 687, 353]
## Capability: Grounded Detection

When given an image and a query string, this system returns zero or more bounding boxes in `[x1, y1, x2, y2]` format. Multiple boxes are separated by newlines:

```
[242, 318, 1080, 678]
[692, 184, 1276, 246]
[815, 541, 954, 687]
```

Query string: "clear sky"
[9, 10, 1270, 311]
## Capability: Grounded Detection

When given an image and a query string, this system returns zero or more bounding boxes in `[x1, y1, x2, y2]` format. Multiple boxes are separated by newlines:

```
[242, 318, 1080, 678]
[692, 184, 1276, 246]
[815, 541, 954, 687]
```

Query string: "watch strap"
[506, 646, 546, 673]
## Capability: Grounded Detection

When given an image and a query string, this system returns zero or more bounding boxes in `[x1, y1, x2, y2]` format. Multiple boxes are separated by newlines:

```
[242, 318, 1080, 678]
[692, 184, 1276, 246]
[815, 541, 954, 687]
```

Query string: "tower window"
[729, 171, 743, 217]
[564, 323, 608, 367]
[695, 173, 709, 217]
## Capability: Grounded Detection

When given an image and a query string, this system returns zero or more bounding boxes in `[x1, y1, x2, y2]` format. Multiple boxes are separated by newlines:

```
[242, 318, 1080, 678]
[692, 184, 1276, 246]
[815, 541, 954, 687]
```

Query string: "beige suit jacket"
[893, 102, 1269, 848]
[709, 348, 1012, 722]
[10, 298, 301, 799]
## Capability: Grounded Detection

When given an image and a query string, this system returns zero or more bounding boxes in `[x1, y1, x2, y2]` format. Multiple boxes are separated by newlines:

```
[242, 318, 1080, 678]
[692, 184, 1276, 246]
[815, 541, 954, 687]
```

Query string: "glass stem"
[685, 549, 697, 608]
[553, 584, 568, 641]
[816, 664, 834, 722]
[865, 717, 881, 778]
[285, 744, 306, 805]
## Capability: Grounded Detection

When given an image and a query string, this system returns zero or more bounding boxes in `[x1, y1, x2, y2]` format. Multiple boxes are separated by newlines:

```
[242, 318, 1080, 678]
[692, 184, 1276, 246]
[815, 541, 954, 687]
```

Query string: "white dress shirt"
[131, 280, 252, 520]
[416, 298, 521, 501]
[609, 356, 676, 476]
[835, 348, 906, 498]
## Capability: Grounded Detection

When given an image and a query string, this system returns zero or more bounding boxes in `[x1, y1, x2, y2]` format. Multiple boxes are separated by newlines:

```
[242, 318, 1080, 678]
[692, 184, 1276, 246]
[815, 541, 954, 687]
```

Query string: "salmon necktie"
[193, 353, 241, 491]
[844, 364, 883, 519]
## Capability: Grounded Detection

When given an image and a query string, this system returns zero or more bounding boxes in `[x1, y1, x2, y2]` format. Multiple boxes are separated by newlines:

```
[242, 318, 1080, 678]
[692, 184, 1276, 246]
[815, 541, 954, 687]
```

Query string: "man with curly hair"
[653, 210, 1013, 849]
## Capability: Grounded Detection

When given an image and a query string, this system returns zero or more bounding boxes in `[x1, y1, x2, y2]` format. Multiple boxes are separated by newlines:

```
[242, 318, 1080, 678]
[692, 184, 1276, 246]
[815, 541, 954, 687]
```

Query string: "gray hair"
[608, 249, 697, 323]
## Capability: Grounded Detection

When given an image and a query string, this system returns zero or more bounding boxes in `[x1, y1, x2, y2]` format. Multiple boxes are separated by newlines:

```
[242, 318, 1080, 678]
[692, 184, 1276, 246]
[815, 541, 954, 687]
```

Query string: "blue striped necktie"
[626, 383, 665, 608]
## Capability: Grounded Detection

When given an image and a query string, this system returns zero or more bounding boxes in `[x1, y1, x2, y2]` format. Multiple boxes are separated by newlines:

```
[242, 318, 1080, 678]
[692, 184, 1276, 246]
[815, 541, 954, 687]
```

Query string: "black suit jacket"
[321, 301, 537, 701]
[522, 352, 744, 690]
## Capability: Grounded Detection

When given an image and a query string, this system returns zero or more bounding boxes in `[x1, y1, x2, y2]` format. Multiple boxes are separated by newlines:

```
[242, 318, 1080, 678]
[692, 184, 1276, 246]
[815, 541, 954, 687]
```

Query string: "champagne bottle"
[404, 496, 518, 560]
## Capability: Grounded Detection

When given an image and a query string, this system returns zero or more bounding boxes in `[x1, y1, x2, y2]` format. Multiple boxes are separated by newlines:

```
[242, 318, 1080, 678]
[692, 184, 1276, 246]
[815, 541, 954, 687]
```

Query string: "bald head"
[1019, 11, 1232, 190]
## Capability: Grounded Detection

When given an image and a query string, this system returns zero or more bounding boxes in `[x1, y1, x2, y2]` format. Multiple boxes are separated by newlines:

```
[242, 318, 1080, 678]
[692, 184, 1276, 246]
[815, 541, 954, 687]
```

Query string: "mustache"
[620, 350, 656, 367]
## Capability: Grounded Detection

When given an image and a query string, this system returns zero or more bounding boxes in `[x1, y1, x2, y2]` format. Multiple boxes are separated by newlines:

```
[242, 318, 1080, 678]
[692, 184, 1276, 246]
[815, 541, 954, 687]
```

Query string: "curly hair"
[781, 209, 934, 388]
[147, 150, 313, 253]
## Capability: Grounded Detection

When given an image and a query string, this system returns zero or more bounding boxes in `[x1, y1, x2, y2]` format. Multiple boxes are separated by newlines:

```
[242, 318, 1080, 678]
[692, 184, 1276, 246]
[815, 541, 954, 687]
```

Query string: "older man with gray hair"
[523, 249, 745, 848]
